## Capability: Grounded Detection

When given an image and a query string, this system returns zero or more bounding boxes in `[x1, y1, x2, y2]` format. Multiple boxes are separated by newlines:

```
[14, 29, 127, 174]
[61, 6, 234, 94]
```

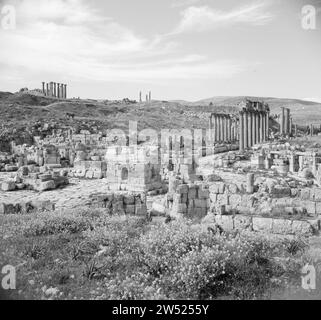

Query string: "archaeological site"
[1, 0, 321, 304]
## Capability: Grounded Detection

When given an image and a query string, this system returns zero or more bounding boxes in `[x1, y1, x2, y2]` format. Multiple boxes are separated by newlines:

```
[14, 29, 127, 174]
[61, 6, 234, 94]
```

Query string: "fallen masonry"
[87, 192, 147, 216]
[0, 200, 55, 215]
[1, 98, 321, 237]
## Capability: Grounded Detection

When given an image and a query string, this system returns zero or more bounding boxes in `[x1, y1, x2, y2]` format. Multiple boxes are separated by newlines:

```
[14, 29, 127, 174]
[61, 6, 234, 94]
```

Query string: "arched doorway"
[121, 167, 129, 181]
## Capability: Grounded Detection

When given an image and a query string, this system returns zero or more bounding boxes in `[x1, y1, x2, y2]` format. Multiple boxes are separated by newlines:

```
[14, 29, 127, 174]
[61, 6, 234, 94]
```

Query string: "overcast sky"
[0, 0, 320, 101]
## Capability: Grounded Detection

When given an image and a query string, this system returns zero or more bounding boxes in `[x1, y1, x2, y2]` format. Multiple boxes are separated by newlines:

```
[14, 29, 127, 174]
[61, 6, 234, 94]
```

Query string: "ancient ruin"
[1, 94, 321, 238]
[42, 82, 67, 99]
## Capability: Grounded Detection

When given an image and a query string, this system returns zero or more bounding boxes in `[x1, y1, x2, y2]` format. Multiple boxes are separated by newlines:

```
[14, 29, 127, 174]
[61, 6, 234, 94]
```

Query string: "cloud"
[171, 2, 274, 34]
[303, 98, 321, 104]
[171, 0, 202, 8]
[0, 0, 249, 87]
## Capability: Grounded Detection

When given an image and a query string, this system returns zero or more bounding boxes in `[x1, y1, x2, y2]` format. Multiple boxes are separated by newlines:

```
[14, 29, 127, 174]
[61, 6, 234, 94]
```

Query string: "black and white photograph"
[0, 0, 321, 306]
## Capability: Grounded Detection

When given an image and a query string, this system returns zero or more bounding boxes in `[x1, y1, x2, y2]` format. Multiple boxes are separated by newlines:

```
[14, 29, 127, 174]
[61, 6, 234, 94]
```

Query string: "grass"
[0, 207, 318, 300]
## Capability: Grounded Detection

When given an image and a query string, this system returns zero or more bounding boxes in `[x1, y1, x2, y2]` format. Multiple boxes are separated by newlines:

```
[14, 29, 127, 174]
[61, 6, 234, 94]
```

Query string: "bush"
[23, 212, 92, 237]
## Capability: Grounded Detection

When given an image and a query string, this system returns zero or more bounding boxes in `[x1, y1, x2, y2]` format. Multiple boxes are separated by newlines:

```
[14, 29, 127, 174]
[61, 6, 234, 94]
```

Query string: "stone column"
[280, 107, 285, 135]
[213, 115, 217, 142]
[222, 116, 226, 141]
[50, 82, 54, 97]
[57, 83, 60, 99]
[260, 112, 264, 143]
[220, 116, 224, 142]
[53, 83, 56, 97]
[289, 117, 293, 136]
[244, 112, 249, 149]
[239, 112, 244, 152]
[227, 117, 232, 142]
[248, 112, 253, 147]
[310, 124, 314, 136]
[149, 91, 151, 102]
[224, 116, 228, 142]
[266, 112, 269, 141]
[285, 108, 290, 135]
[46, 83, 49, 96]
[139, 91, 142, 102]
[215, 115, 220, 142]
[262, 113, 266, 142]
[246, 173, 255, 194]
[295, 124, 298, 136]
[42, 82, 45, 95]
[255, 112, 259, 144]
[252, 111, 256, 146]
[208, 116, 212, 144]
[64, 84, 67, 99]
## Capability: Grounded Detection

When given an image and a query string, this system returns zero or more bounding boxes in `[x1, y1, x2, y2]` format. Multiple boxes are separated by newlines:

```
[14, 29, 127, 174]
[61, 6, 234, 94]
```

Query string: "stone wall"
[204, 214, 320, 236]
[0, 200, 55, 215]
[164, 179, 210, 219]
[69, 160, 107, 179]
[87, 192, 147, 216]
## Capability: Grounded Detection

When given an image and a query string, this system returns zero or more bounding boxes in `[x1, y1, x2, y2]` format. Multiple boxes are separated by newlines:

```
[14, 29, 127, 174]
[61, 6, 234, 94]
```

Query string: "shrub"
[23, 212, 92, 237]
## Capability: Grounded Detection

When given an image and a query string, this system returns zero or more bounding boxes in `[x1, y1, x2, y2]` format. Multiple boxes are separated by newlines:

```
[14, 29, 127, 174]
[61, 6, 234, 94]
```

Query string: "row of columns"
[239, 111, 269, 152]
[280, 107, 291, 135]
[209, 114, 238, 143]
[139, 91, 152, 103]
[42, 82, 67, 99]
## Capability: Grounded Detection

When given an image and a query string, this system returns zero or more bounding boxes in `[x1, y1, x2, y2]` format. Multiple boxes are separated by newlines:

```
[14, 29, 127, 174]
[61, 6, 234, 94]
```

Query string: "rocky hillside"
[1, 92, 320, 138]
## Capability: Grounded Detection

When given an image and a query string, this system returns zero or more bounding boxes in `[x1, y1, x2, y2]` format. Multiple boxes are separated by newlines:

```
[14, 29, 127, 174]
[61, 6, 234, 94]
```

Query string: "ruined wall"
[69, 160, 107, 179]
[87, 192, 147, 216]
[204, 214, 319, 236]
[162, 175, 321, 235]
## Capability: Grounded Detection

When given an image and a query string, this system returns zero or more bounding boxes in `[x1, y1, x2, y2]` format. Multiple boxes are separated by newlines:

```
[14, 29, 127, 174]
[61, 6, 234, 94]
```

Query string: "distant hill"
[1, 92, 321, 134]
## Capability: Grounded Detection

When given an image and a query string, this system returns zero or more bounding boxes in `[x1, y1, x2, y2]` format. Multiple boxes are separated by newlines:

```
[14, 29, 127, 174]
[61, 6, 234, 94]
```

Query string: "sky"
[0, 0, 320, 102]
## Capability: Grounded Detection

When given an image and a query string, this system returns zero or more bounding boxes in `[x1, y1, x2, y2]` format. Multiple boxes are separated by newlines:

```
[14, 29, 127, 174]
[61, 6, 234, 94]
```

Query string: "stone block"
[124, 204, 135, 215]
[215, 205, 226, 216]
[316, 202, 321, 215]
[215, 215, 234, 231]
[194, 207, 207, 218]
[135, 204, 147, 216]
[0, 203, 16, 214]
[194, 199, 207, 209]
[272, 218, 293, 234]
[209, 193, 217, 203]
[291, 188, 299, 197]
[292, 220, 313, 235]
[218, 182, 226, 194]
[228, 184, 238, 194]
[188, 187, 197, 199]
[229, 194, 242, 208]
[314, 188, 321, 202]
[37, 180, 55, 192]
[217, 194, 229, 206]
[93, 171, 103, 179]
[198, 189, 209, 199]
[85, 170, 94, 179]
[1, 181, 16, 192]
[273, 186, 291, 198]
[31, 200, 55, 212]
[177, 184, 188, 194]
[252, 217, 273, 232]
[301, 200, 316, 216]
[234, 215, 252, 231]
[301, 188, 311, 201]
